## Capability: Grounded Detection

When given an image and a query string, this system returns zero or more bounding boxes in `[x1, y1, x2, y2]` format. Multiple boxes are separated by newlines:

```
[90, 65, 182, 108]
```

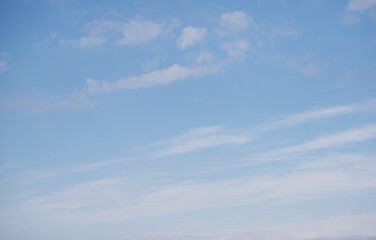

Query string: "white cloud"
[152, 126, 249, 157]
[195, 51, 215, 64]
[4, 100, 376, 230]
[260, 124, 376, 161]
[347, 0, 376, 11]
[87, 63, 222, 93]
[23, 178, 121, 211]
[140, 100, 376, 160]
[73, 159, 126, 172]
[0, 60, 8, 71]
[59, 20, 121, 48]
[59, 37, 106, 48]
[262, 99, 376, 130]
[24, 167, 376, 225]
[60, 19, 163, 47]
[282, 124, 376, 152]
[76, 36, 106, 48]
[296, 153, 370, 170]
[219, 11, 254, 33]
[139, 99, 376, 161]
[83, 19, 122, 36]
[221, 39, 250, 57]
[119, 19, 162, 45]
[177, 26, 207, 49]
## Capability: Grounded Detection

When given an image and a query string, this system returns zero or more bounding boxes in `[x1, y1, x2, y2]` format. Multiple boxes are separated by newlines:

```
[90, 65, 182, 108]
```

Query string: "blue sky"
[1, 0, 376, 239]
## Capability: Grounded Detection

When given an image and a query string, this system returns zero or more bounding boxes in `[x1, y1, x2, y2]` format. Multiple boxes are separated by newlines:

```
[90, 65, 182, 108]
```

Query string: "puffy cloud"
[119, 20, 163, 45]
[177, 26, 207, 49]
[219, 11, 254, 33]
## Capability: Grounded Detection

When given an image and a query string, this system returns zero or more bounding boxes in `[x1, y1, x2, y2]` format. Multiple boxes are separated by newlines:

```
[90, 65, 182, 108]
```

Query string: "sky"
[0, 0, 376, 239]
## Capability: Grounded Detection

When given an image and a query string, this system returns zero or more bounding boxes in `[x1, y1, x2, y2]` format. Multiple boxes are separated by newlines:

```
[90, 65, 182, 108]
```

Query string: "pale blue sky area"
[1, 0, 376, 239]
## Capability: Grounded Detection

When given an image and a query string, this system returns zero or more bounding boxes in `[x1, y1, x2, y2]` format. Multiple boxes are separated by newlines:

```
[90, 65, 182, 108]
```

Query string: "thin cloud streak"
[22, 178, 121, 211]
[255, 124, 376, 162]
[258, 99, 376, 131]
[87, 63, 222, 93]
[93, 99, 376, 160]
[149, 100, 376, 158]
[150, 126, 250, 158]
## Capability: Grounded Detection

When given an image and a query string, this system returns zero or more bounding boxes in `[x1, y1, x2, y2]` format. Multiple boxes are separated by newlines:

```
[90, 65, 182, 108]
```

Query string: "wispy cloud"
[195, 51, 215, 64]
[23, 178, 121, 211]
[260, 52, 328, 77]
[60, 18, 168, 48]
[17, 169, 57, 184]
[221, 39, 250, 58]
[87, 63, 222, 93]
[73, 159, 126, 172]
[261, 99, 376, 131]
[0, 92, 96, 112]
[347, 0, 376, 11]
[298, 62, 328, 76]
[4, 100, 376, 231]
[0, 60, 8, 71]
[151, 126, 249, 157]
[270, 25, 300, 40]
[22, 167, 376, 225]
[59, 19, 121, 48]
[296, 153, 371, 170]
[76, 36, 107, 48]
[257, 124, 376, 162]
[132, 213, 376, 240]
[177, 26, 207, 49]
[64, 99, 376, 162]
[342, 14, 362, 24]
[151, 100, 376, 158]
